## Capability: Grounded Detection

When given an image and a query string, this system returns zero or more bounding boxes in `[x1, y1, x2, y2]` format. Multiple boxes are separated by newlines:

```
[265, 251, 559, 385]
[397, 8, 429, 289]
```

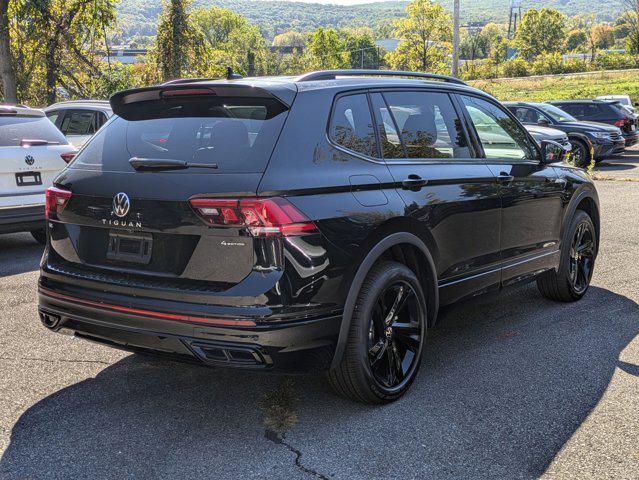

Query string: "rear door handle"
[497, 172, 514, 184]
[401, 174, 428, 191]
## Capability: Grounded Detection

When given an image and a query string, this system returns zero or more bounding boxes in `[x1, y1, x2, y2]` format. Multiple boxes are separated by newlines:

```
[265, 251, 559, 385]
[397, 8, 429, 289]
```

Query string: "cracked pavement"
[1, 175, 638, 479]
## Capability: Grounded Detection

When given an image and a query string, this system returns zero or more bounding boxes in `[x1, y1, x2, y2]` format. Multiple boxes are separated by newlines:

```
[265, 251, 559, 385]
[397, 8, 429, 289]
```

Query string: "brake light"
[60, 152, 76, 164]
[189, 197, 317, 236]
[614, 119, 627, 127]
[45, 186, 72, 219]
[161, 88, 215, 98]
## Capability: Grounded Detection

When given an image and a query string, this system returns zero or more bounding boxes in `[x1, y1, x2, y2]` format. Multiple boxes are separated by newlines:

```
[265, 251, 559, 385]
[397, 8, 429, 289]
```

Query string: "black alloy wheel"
[570, 139, 590, 168]
[537, 210, 597, 302]
[328, 261, 428, 404]
[568, 221, 596, 295]
[367, 280, 424, 390]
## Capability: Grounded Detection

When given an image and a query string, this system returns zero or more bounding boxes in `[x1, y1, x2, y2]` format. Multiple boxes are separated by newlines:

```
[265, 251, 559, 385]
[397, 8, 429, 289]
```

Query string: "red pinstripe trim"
[39, 288, 256, 327]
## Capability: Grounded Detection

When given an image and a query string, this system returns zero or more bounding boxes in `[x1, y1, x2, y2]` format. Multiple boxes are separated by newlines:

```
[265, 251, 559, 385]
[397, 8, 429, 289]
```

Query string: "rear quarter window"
[70, 97, 289, 174]
[0, 116, 68, 147]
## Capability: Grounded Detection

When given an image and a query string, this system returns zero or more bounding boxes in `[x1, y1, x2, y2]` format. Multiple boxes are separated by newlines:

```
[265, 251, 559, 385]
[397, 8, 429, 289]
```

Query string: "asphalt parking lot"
[1, 159, 638, 479]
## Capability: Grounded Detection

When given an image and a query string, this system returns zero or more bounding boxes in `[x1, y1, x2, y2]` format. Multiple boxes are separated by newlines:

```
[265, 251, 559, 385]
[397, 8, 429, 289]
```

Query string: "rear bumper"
[0, 204, 45, 234]
[38, 286, 342, 373]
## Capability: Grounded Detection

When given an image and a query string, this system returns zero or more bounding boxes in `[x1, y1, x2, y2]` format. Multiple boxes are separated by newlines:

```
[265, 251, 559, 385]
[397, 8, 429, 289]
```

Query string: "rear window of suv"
[71, 97, 289, 174]
[0, 116, 67, 147]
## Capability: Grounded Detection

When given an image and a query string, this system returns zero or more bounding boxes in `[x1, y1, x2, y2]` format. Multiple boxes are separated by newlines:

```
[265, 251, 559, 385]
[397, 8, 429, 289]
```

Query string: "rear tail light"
[60, 152, 76, 164]
[45, 186, 72, 219]
[189, 197, 317, 237]
[614, 119, 627, 128]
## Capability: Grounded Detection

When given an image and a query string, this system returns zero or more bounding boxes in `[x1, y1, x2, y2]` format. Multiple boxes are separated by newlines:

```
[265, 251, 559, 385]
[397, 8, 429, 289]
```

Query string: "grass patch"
[469, 70, 639, 103]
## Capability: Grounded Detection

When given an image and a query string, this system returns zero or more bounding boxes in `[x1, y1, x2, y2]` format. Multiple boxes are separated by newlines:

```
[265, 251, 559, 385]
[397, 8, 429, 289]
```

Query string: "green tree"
[305, 28, 349, 69]
[13, 0, 117, 104]
[188, 7, 270, 77]
[273, 30, 306, 47]
[0, 0, 16, 102]
[566, 29, 587, 52]
[386, 0, 452, 73]
[156, 0, 202, 81]
[592, 24, 615, 49]
[514, 8, 566, 60]
[341, 27, 380, 69]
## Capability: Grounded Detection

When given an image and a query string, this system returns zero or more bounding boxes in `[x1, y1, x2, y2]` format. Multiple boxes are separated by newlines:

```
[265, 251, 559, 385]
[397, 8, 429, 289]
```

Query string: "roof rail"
[295, 69, 467, 85]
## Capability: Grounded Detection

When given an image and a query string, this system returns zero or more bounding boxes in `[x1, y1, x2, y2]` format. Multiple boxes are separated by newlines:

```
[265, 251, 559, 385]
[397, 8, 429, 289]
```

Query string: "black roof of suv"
[38, 70, 600, 404]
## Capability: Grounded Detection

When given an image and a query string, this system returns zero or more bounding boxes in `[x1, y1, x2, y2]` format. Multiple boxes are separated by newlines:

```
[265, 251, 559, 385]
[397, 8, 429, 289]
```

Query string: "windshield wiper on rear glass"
[129, 157, 218, 171]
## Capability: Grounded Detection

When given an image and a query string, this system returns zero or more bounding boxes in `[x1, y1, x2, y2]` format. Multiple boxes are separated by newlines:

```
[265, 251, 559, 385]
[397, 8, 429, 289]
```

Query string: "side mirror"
[537, 118, 550, 126]
[540, 139, 565, 165]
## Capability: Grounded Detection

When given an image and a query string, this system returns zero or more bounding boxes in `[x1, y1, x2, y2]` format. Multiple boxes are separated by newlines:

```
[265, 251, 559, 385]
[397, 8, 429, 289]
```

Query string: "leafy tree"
[0, 0, 16, 102]
[622, 0, 639, 54]
[190, 7, 270, 77]
[11, 0, 117, 104]
[156, 0, 203, 81]
[566, 29, 588, 51]
[514, 8, 566, 60]
[273, 30, 306, 47]
[341, 27, 380, 69]
[592, 24, 615, 49]
[305, 28, 349, 69]
[385, 0, 452, 73]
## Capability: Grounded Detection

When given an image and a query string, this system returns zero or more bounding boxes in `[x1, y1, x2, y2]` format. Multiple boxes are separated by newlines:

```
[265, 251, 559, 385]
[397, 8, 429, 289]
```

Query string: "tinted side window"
[370, 93, 405, 158]
[46, 110, 60, 126]
[0, 116, 68, 146]
[329, 94, 377, 157]
[510, 107, 549, 124]
[461, 95, 537, 160]
[381, 91, 470, 159]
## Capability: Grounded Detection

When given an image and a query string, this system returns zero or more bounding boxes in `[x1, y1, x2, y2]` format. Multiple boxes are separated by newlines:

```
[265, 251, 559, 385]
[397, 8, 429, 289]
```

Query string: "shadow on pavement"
[0, 233, 43, 277]
[1, 285, 638, 479]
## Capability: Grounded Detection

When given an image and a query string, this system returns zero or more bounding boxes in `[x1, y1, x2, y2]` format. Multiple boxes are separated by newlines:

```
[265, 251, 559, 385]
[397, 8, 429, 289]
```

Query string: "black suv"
[549, 99, 639, 148]
[38, 70, 600, 403]
[504, 101, 625, 167]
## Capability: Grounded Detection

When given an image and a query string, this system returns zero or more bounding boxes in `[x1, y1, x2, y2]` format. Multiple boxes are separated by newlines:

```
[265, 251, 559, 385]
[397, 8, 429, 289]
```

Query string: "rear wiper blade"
[129, 157, 218, 171]
[20, 138, 60, 147]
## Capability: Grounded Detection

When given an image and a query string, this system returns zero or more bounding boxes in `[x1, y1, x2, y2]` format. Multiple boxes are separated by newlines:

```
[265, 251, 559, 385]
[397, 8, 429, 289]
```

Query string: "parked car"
[548, 99, 638, 148]
[43, 100, 113, 148]
[596, 94, 636, 115]
[504, 101, 624, 167]
[524, 124, 572, 152]
[0, 105, 76, 243]
[38, 70, 600, 403]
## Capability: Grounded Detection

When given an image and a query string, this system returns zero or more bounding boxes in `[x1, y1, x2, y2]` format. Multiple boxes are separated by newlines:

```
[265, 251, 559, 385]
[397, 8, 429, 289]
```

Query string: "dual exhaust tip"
[39, 310, 61, 330]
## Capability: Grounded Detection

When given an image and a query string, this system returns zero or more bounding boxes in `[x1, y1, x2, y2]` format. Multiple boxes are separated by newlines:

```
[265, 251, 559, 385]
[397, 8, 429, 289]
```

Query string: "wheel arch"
[561, 186, 600, 254]
[330, 230, 439, 370]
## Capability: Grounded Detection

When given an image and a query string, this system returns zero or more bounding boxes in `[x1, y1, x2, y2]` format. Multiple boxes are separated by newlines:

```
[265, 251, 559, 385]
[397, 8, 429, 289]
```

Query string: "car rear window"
[71, 97, 289, 174]
[0, 116, 68, 147]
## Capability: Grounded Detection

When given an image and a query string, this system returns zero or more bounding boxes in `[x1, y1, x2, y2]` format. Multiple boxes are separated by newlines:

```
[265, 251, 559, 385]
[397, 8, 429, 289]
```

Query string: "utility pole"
[452, 0, 460, 77]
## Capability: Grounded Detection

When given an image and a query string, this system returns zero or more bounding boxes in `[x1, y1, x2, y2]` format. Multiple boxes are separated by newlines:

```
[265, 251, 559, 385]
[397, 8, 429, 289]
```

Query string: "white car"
[0, 105, 77, 243]
[43, 100, 113, 148]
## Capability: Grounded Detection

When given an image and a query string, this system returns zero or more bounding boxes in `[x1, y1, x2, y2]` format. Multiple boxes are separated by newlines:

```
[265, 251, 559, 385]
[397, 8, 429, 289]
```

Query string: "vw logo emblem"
[24, 155, 35, 166]
[112, 192, 130, 218]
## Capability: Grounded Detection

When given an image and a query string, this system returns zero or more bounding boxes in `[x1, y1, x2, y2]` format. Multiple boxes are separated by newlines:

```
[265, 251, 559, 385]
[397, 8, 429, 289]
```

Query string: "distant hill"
[116, 0, 625, 41]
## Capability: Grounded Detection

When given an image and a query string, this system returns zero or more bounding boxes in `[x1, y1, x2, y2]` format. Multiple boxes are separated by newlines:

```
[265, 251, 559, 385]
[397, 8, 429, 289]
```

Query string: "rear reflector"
[45, 186, 72, 219]
[189, 197, 317, 237]
[60, 152, 76, 164]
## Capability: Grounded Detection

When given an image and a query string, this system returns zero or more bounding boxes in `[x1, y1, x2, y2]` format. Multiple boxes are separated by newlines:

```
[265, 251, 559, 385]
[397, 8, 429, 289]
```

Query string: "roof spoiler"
[109, 83, 291, 121]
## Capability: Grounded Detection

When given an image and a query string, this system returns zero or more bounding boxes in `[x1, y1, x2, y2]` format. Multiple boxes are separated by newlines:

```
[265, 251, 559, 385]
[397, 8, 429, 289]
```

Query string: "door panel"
[459, 94, 565, 286]
[371, 91, 502, 304]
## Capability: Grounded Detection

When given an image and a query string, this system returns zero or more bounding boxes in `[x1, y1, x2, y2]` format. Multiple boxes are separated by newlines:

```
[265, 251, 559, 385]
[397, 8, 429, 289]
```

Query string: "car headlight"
[591, 132, 612, 139]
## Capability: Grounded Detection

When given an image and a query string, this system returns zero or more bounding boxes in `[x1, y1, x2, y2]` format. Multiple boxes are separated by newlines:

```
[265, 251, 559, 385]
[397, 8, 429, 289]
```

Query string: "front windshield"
[537, 104, 577, 122]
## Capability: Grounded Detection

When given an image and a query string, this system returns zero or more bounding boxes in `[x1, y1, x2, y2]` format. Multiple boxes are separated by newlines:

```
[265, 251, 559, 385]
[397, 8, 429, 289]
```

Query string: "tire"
[537, 210, 597, 302]
[569, 139, 591, 168]
[327, 261, 428, 404]
[30, 229, 46, 245]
